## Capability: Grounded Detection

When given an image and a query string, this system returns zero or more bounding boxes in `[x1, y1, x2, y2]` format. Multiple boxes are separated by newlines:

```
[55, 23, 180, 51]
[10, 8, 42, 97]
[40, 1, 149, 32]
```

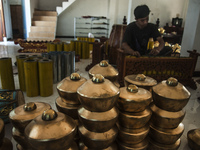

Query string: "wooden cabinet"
[10, 5, 23, 39]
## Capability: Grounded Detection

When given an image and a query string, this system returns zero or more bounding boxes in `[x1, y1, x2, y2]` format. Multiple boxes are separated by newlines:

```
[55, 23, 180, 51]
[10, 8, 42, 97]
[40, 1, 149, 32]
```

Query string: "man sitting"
[122, 4, 172, 57]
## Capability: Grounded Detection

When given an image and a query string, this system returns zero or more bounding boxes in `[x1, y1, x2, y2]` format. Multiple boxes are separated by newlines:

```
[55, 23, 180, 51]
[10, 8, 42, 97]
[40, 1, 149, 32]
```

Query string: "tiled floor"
[0, 40, 200, 150]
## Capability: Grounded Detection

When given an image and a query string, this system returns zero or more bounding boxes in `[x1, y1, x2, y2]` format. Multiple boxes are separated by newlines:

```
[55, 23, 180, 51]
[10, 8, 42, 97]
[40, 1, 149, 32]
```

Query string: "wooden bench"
[117, 49, 200, 89]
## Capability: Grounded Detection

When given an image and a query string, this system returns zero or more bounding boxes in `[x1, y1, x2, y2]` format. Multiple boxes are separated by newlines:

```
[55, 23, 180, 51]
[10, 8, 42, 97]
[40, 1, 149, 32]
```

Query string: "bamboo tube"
[82, 41, 89, 59]
[70, 40, 75, 51]
[76, 41, 82, 57]
[16, 55, 29, 91]
[50, 42, 56, 51]
[24, 60, 39, 97]
[57, 42, 63, 51]
[38, 59, 53, 97]
[47, 42, 51, 52]
[64, 43, 70, 51]
[0, 57, 15, 90]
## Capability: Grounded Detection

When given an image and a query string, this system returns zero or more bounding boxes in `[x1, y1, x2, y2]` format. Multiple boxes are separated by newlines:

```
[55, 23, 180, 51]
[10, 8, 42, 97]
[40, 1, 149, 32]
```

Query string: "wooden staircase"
[27, 10, 57, 41]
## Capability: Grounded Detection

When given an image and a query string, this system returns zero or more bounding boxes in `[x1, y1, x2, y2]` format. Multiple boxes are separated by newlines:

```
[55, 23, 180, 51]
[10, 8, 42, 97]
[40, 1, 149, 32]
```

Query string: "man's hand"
[132, 51, 141, 57]
[149, 48, 160, 55]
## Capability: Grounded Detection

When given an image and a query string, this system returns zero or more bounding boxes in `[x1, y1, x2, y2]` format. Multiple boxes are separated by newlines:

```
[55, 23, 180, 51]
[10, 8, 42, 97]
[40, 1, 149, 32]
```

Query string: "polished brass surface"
[117, 138, 148, 150]
[42, 109, 57, 121]
[0, 118, 5, 140]
[77, 75, 120, 112]
[150, 103, 185, 129]
[117, 85, 152, 112]
[0, 138, 13, 150]
[117, 124, 149, 144]
[25, 110, 77, 150]
[152, 78, 190, 112]
[23, 102, 37, 111]
[78, 125, 118, 149]
[12, 127, 32, 149]
[124, 74, 157, 91]
[79, 141, 118, 150]
[148, 138, 181, 150]
[187, 128, 200, 150]
[89, 60, 119, 83]
[166, 77, 178, 86]
[149, 123, 184, 145]
[92, 74, 105, 83]
[78, 106, 119, 132]
[9, 102, 51, 133]
[55, 97, 80, 119]
[118, 107, 152, 129]
[57, 73, 87, 104]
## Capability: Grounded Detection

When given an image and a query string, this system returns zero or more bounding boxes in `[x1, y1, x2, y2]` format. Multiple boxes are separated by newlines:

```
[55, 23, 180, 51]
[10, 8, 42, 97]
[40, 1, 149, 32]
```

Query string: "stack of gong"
[9, 102, 51, 150]
[77, 74, 120, 149]
[117, 84, 152, 149]
[56, 73, 87, 143]
[0, 118, 13, 150]
[124, 74, 157, 91]
[148, 77, 191, 150]
[89, 60, 120, 87]
[24, 108, 78, 150]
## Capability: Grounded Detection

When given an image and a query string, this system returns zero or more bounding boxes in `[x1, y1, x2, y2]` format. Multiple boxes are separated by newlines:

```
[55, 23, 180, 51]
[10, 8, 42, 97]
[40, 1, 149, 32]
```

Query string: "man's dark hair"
[134, 5, 150, 19]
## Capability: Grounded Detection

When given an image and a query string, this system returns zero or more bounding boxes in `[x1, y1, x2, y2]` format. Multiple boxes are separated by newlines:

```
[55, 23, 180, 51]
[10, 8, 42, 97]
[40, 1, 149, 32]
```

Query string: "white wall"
[38, 0, 66, 11]
[3, 0, 13, 39]
[56, 0, 110, 37]
[130, 0, 189, 27]
[55, 0, 189, 37]
[181, 0, 200, 71]
[9, 0, 21, 5]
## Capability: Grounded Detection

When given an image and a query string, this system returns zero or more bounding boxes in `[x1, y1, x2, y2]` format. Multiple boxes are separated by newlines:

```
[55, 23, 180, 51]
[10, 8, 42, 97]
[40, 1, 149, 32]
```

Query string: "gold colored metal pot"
[78, 106, 119, 132]
[148, 138, 181, 150]
[77, 74, 120, 112]
[9, 102, 51, 133]
[152, 77, 190, 112]
[55, 97, 80, 120]
[24, 109, 77, 150]
[149, 123, 184, 145]
[79, 141, 118, 150]
[117, 124, 149, 145]
[117, 85, 152, 112]
[0, 118, 5, 144]
[57, 73, 87, 105]
[187, 128, 200, 150]
[150, 103, 185, 129]
[78, 124, 118, 149]
[12, 127, 32, 150]
[117, 137, 148, 150]
[0, 138, 13, 150]
[88, 60, 119, 87]
[124, 74, 157, 91]
[118, 107, 152, 129]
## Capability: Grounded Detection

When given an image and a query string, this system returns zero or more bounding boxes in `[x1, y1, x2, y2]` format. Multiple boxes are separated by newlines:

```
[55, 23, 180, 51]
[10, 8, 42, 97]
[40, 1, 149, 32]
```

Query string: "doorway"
[0, 0, 6, 41]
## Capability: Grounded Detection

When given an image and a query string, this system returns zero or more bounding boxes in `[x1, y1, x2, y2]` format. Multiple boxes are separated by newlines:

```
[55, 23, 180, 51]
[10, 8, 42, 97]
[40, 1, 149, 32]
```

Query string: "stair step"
[27, 37, 55, 42]
[29, 32, 55, 38]
[34, 10, 57, 16]
[32, 21, 57, 27]
[32, 16, 57, 21]
[30, 26, 56, 32]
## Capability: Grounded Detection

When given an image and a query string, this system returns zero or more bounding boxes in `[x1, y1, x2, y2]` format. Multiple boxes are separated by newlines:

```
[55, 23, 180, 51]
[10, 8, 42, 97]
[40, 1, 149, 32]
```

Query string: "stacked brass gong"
[117, 84, 152, 149]
[9, 102, 51, 150]
[56, 73, 87, 120]
[89, 60, 120, 87]
[124, 74, 157, 91]
[0, 118, 13, 150]
[24, 108, 78, 150]
[187, 128, 200, 150]
[56, 73, 87, 143]
[148, 77, 190, 150]
[77, 74, 120, 149]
